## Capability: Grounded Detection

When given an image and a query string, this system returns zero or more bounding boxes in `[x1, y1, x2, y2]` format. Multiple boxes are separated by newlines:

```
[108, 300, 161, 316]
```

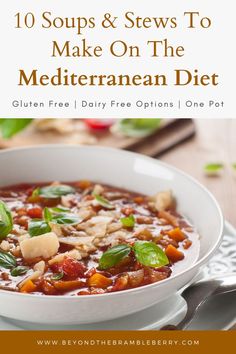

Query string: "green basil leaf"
[232, 163, 236, 171]
[0, 200, 13, 239]
[10, 266, 29, 277]
[99, 244, 131, 270]
[120, 214, 135, 228]
[50, 206, 70, 213]
[204, 163, 224, 175]
[28, 219, 51, 237]
[51, 213, 81, 225]
[43, 207, 53, 223]
[93, 194, 114, 209]
[39, 185, 75, 198]
[51, 272, 64, 280]
[116, 119, 161, 137]
[133, 241, 169, 268]
[0, 251, 17, 269]
[0, 119, 33, 139]
[32, 188, 40, 197]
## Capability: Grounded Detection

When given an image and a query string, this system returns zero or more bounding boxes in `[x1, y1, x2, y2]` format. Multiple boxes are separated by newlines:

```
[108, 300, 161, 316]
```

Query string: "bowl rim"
[0, 144, 224, 300]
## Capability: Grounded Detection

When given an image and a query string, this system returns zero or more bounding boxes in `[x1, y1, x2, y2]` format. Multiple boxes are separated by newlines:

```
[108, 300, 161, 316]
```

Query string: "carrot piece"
[167, 228, 186, 242]
[53, 280, 84, 292]
[183, 239, 192, 249]
[40, 280, 57, 295]
[20, 280, 37, 293]
[165, 244, 184, 263]
[76, 180, 91, 190]
[133, 196, 144, 204]
[88, 273, 112, 289]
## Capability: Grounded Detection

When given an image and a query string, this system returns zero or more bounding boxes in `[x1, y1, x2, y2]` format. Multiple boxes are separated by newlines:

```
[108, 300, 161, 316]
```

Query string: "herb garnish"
[52, 213, 81, 225]
[38, 185, 75, 199]
[204, 163, 224, 175]
[133, 241, 169, 268]
[50, 206, 70, 213]
[99, 245, 131, 270]
[115, 119, 161, 138]
[0, 200, 13, 239]
[0, 119, 33, 139]
[51, 272, 64, 280]
[120, 214, 135, 228]
[10, 266, 29, 277]
[99, 241, 169, 270]
[28, 207, 81, 237]
[0, 251, 29, 276]
[0, 251, 17, 269]
[93, 194, 114, 209]
[43, 207, 53, 223]
[28, 219, 51, 237]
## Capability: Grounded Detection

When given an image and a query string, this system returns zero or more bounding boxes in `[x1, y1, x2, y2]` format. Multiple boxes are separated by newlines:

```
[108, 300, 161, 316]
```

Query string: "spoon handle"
[176, 280, 219, 329]
[161, 279, 220, 330]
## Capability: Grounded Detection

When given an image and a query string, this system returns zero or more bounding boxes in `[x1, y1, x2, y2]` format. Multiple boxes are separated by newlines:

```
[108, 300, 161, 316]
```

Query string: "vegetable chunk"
[20, 232, 59, 260]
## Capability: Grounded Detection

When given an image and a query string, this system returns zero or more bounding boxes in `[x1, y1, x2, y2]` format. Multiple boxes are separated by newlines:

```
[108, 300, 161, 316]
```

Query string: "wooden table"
[160, 119, 236, 227]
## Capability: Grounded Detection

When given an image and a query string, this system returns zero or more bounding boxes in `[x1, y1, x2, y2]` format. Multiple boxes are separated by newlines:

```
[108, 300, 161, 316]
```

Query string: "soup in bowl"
[0, 145, 223, 324]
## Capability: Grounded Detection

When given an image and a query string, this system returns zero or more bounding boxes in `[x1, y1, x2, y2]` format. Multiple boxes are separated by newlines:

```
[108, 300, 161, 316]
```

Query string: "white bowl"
[0, 145, 223, 325]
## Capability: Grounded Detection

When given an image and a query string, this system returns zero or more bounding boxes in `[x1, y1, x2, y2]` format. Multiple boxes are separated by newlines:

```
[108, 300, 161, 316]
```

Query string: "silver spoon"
[161, 273, 236, 330]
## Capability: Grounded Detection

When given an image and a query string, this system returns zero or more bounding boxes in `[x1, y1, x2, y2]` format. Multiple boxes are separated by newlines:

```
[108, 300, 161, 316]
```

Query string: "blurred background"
[0, 118, 235, 226]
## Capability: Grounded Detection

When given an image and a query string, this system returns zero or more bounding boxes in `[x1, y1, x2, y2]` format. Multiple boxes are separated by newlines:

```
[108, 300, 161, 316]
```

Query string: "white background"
[0, 0, 235, 118]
